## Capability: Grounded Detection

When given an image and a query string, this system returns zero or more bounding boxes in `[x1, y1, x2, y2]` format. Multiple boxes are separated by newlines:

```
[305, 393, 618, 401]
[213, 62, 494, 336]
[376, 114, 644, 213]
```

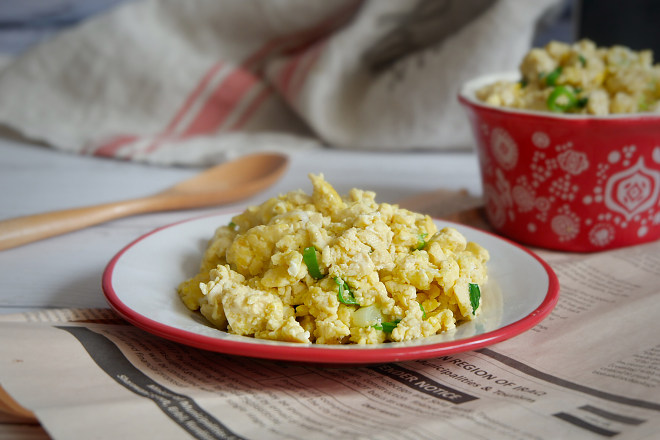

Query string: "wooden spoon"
[0, 152, 288, 250]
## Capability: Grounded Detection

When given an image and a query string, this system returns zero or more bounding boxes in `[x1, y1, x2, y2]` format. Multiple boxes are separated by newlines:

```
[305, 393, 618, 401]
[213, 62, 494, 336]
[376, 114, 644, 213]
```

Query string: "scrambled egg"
[477, 39, 660, 115]
[177, 175, 489, 344]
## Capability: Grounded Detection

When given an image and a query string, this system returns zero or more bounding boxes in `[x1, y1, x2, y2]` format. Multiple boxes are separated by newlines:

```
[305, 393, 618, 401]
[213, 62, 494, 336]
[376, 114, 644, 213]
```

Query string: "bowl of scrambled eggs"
[177, 174, 489, 345]
[459, 39, 660, 251]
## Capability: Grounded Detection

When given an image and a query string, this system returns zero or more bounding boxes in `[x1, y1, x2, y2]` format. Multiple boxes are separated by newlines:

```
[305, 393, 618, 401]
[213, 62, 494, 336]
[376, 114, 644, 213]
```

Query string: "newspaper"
[1, 221, 660, 439]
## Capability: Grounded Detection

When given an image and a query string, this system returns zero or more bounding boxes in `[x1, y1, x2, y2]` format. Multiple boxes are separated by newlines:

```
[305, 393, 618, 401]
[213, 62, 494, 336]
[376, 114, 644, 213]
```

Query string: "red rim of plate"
[102, 214, 560, 365]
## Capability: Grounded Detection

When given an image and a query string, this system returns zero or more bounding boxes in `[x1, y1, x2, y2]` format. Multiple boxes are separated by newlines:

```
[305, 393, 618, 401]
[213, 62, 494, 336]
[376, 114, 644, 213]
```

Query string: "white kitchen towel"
[0, 0, 559, 166]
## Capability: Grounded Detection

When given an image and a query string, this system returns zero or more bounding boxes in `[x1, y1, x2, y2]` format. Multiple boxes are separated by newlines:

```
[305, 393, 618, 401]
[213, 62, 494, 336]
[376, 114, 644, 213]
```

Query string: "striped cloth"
[0, 0, 558, 165]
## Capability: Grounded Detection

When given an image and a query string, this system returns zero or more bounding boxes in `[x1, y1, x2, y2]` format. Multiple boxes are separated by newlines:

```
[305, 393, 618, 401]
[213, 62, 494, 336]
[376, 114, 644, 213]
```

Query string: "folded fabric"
[0, 0, 559, 166]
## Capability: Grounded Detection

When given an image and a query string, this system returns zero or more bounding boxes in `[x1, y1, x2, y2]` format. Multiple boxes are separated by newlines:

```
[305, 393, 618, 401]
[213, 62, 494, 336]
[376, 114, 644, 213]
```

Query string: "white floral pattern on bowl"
[480, 125, 660, 249]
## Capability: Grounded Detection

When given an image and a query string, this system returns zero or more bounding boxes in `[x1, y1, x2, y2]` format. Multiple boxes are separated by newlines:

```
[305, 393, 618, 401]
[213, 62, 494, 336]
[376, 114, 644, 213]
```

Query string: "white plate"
[103, 212, 559, 364]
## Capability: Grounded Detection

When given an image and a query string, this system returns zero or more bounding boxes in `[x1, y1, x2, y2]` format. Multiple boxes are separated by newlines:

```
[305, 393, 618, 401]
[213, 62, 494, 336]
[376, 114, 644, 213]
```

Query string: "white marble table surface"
[0, 136, 482, 316]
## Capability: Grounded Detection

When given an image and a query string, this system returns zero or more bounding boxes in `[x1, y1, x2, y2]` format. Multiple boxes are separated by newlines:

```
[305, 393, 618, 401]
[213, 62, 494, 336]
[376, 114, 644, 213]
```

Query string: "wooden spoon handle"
[0, 199, 149, 251]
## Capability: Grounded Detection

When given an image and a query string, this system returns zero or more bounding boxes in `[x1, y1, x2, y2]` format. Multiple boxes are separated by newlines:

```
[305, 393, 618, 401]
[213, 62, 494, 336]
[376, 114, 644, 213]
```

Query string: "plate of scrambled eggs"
[103, 175, 559, 364]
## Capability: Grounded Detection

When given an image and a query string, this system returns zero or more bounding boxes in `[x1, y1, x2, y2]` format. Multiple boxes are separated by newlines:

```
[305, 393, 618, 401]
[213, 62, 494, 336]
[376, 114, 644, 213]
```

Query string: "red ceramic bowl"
[459, 72, 660, 252]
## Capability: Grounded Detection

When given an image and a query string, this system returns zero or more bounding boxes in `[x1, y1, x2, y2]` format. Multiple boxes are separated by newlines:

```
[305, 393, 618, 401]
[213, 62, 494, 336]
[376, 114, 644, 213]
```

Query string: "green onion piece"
[414, 232, 428, 250]
[578, 54, 587, 66]
[544, 66, 562, 86]
[638, 96, 649, 111]
[547, 86, 578, 112]
[519, 78, 528, 88]
[420, 303, 427, 320]
[469, 283, 481, 315]
[373, 319, 401, 333]
[335, 277, 358, 305]
[303, 246, 324, 280]
[228, 221, 237, 230]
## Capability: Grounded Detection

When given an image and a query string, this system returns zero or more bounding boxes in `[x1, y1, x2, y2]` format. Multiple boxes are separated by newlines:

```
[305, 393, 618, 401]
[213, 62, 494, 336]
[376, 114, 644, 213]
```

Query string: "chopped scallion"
[414, 232, 428, 250]
[469, 283, 481, 315]
[547, 86, 578, 112]
[638, 96, 649, 111]
[373, 319, 401, 333]
[544, 66, 562, 86]
[335, 277, 358, 305]
[420, 303, 427, 320]
[303, 246, 324, 280]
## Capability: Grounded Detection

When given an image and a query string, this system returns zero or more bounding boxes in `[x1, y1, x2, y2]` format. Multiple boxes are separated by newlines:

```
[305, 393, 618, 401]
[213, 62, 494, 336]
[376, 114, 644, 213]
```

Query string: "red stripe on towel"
[92, 135, 139, 157]
[160, 61, 225, 136]
[179, 68, 260, 137]
[228, 86, 273, 131]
